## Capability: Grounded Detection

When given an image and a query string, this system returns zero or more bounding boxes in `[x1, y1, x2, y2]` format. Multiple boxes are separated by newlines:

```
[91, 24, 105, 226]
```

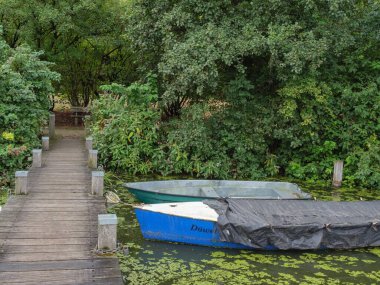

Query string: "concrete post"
[92, 171, 104, 196]
[49, 113, 55, 138]
[332, 160, 344, 187]
[88, 150, 98, 169]
[84, 115, 91, 135]
[42, 136, 49, 151]
[32, 149, 42, 167]
[15, 171, 28, 194]
[98, 214, 117, 250]
[86, 137, 93, 150]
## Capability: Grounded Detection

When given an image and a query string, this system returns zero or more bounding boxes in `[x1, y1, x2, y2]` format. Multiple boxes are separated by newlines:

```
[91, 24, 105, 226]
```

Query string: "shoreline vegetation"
[1, 1, 379, 193]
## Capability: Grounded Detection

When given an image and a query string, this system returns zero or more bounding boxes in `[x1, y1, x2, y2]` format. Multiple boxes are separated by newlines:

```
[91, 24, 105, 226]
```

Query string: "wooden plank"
[1, 244, 91, 253]
[1, 205, 91, 211]
[2, 201, 102, 208]
[0, 251, 93, 262]
[0, 268, 93, 283]
[28, 184, 90, 188]
[0, 216, 93, 222]
[27, 192, 90, 198]
[29, 178, 90, 182]
[29, 173, 90, 177]
[0, 211, 91, 218]
[28, 190, 89, 194]
[0, 237, 96, 246]
[29, 174, 91, 179]
[0, 267, 120, 284]
[0, 267, 122, 282]
[0, 258, 119, 272]
[0, 225, 95, 233]
[0, 221, 97, 227]
[2, 206, 90, 212]
[28, 181, 91, 186]
[1, 231, 96, 239]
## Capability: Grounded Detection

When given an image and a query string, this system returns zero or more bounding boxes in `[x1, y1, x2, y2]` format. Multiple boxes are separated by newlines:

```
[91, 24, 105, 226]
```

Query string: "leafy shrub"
[344, 136, 380, 189]
[0, 30, 59, 185]
[91, 77, 162, 175]
[91, 76, 275, 180]
[90, 73, 380, 189]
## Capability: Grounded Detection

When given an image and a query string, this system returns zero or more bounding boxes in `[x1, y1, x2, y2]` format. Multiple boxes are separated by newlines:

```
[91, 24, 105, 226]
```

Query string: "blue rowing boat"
[134, 202, 254, 249]
[134, 200, 380, 250]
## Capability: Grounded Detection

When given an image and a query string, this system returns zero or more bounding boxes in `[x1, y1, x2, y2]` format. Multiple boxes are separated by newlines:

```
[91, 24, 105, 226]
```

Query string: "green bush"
[91, 77, 162, 175]
[91, 74, 380, 189]
[0, 30, 59, 184]
[91, 76, 274, 180]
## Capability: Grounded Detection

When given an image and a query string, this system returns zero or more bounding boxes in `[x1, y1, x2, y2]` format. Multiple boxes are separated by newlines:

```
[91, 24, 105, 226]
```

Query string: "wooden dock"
[0, 138, 123, 284]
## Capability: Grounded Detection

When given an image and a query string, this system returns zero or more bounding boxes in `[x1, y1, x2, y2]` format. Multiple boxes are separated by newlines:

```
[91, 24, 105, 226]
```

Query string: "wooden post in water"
[32, 149, 42, 167]
[92, 171, 104, 196]
[332, 160, 344, 187]
[86, 137, 93, 150]
[49, 113, 55, 138]
[88, 150, 98, 169]
[42, 136, 49, 151]
[15, 171, 28, 194]
[98, 214, 118, 250]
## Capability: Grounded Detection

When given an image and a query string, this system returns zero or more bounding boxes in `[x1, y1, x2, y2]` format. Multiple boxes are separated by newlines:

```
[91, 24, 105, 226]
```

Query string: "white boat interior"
[134, 202, 219, 222]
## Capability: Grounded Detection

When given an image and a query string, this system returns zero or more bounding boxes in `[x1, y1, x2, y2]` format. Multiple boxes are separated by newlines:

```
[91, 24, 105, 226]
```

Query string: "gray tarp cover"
[204, 199, 380, 250]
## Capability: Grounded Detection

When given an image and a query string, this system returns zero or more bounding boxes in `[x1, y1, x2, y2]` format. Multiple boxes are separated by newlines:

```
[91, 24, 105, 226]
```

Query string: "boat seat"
[200, 187, 219, 198]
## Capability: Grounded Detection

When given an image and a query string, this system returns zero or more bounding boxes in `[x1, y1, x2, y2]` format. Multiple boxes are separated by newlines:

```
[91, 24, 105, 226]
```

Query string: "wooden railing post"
[15, 171, 28, 194]
[332, 160, 344, 187]
[92, 171, 104, 196]
[49, 113, 55, 138]
[42, 136, 49, 151]
[32, 149, 42, 167]
[98, 214, 117, 251]
[88, 150, 98, 169]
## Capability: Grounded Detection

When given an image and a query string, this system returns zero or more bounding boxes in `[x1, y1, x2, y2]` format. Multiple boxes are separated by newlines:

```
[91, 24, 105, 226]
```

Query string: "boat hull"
[134, 208, 252, 249]
[129, 188, 203, 203]
[125, 180, 312, 204]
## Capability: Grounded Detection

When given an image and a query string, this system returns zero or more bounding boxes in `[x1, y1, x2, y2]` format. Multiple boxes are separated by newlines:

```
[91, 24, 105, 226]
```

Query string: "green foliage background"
[0, 0, 378, 189]
[0, 0, 137, 107]
[0, 28, 59, 192]
[90, 0, 380, 189]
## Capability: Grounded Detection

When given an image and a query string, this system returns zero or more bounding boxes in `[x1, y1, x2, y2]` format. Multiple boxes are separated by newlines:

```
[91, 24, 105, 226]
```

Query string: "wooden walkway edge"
[0, 138, 123, 285]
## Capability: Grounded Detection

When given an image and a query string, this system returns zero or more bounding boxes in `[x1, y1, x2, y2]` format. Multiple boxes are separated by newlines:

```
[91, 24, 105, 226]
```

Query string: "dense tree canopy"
[96, 0, 378, 187]
[0, 0, 137, 106]
[127, 0, 379, 105]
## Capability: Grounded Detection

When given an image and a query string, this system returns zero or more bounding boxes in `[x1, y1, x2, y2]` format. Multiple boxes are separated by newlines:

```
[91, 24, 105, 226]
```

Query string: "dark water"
[104, 174, 380, 285]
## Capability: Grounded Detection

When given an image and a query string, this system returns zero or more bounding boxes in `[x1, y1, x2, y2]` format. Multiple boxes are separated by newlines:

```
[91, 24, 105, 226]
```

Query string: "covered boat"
[134, 200, 380, 250]
[124, 180, 311, 203]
